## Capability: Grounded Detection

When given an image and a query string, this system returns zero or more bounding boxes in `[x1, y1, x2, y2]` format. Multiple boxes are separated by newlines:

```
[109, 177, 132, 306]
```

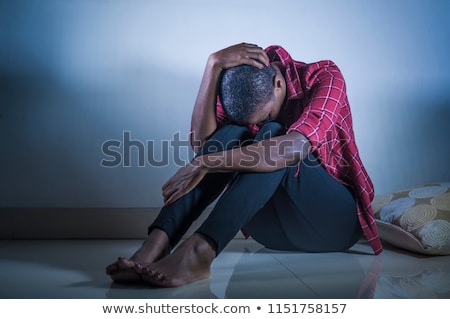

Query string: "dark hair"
[219, 64, 276, 123]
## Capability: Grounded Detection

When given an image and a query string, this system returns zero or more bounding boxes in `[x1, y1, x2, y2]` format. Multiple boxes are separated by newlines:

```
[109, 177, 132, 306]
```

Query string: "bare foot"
[106, 229, 171, 284]
[137, 233, 216, 287]
[106, 256, 141, 283]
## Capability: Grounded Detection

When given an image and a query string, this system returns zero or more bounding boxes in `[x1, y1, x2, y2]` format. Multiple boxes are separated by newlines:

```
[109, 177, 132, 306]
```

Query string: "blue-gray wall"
[1, 0, 449, 207]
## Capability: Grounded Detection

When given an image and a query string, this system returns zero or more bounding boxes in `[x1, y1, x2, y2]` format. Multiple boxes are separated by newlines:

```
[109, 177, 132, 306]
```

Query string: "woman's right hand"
[209, 42, 270, 71]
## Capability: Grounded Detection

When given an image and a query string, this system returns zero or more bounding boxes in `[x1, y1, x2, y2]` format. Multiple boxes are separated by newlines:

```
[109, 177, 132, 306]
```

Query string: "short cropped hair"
[219, 64, 276, 123]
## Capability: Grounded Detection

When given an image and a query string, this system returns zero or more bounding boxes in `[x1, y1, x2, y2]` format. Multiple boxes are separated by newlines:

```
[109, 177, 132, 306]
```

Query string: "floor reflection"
[223, 248, 379, 299]
[375, 259, 450, 298]
[0, 240, 448, 299]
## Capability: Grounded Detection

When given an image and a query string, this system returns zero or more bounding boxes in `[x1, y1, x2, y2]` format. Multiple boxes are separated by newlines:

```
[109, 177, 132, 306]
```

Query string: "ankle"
[144, 228, 171, 250]
[131, 229, 171, 263]
[194, 233, 217, 259]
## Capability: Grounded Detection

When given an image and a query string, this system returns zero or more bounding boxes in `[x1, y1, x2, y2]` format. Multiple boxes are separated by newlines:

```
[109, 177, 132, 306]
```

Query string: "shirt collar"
[265, 45, 304, 101]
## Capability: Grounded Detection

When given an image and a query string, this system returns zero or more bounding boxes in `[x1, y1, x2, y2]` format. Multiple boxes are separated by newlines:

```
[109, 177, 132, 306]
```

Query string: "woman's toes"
[140, 266, 161, 281]
[106, 257, 143, 283]
[141, 266, 153, 275]
[117, 257, 136, 269]
[105, 262, 118, 275]
[155, 272, 166, 281]
[134, 262, 146, 274]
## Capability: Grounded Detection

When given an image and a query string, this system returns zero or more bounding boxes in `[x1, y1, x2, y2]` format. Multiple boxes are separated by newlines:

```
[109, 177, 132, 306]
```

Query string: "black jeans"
[149, 122, 362, 254]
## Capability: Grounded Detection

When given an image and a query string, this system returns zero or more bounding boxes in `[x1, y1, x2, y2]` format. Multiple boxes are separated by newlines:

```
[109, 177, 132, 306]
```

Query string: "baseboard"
[0, 207, 241, 240]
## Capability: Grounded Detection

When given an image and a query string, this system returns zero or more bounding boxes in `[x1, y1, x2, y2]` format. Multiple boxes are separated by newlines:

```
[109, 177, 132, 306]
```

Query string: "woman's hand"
[162, 157, 208, 206]
[209, 42, 270, 70]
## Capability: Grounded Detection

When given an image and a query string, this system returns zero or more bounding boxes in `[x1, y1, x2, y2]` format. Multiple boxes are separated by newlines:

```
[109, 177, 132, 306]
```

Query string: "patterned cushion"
[372, 183, 450, 255]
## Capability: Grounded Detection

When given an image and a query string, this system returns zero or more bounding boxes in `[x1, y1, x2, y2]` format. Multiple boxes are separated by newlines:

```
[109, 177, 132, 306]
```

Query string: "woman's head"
[219, 64, 277, 124]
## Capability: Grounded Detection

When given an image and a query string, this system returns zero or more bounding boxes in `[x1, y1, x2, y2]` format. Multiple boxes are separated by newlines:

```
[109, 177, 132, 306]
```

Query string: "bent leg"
[241, 186, 299, 251]
[245, 155, 362, 252]
[148, 124, 253, 248]
[107, 124, 252, 283]
[196, 122, 288, 253]
[137, 122, 288, 287]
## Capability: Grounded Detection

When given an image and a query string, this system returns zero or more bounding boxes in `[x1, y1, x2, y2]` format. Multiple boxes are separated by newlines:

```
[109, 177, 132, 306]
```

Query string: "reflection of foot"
[105, 229, 171, 284]
[137, 233, 216, 287]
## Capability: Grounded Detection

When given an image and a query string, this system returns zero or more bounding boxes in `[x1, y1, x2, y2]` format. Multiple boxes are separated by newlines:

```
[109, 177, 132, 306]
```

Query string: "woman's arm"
[200, 131, 310, 173]
[162, 131, 311, 205]
[189, 58, 222, 153]
[190, 43, 270, 153]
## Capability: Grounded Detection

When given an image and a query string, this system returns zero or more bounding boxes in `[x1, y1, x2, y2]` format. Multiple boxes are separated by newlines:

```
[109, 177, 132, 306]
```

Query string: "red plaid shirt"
[216, 45, 382, 255]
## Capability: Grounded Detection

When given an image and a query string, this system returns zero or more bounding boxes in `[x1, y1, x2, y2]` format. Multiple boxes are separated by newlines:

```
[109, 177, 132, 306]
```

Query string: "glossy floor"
[0, 239, 449, 299]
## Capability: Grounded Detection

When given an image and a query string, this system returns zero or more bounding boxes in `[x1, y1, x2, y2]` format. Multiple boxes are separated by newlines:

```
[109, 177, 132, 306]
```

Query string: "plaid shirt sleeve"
[287, 60, 350, 177]
[215, 97, 229, 127]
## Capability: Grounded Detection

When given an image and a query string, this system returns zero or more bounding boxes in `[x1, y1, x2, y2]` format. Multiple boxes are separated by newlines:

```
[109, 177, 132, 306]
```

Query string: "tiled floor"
[0, 239, 449, 299]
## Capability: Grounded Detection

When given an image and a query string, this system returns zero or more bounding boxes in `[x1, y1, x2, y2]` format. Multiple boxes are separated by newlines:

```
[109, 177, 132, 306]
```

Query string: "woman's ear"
[272, 74, 286, 107]
[272, 65, 285, 89]
[271, 63, 286, 100]
[275, 76, 282, 89]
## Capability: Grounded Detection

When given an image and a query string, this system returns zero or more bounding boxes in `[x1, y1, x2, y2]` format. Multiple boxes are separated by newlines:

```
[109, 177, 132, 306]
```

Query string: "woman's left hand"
[162, 157, 207, 206]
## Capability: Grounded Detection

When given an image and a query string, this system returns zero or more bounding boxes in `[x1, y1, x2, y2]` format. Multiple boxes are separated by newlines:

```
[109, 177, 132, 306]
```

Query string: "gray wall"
[1, 0, 450, 208]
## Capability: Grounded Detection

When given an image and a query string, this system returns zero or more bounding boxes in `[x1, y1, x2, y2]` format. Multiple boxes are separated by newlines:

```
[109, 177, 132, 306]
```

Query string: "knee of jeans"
[199, 124, 253, 155]
[254, 122, 285, 141]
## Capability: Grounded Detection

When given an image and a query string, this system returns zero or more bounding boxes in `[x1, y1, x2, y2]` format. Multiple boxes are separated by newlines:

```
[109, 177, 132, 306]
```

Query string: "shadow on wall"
[367, 94, 450, 195]
[400, 99, 450, 186]
[0, 56, 199, 207]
